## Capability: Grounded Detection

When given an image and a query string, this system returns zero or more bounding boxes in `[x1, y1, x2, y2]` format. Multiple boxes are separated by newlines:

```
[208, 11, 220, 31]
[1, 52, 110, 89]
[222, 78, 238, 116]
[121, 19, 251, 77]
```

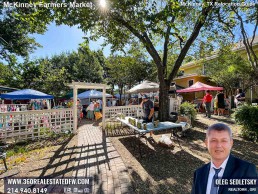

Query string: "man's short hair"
[206, 90, 210, 93]
[206, 123, 233, 139]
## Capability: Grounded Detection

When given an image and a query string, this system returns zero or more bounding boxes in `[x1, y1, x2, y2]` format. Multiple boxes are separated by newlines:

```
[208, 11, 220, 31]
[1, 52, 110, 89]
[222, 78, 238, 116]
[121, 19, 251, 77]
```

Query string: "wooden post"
[102, 87, 106, 130]
[73, 84, 78, 133]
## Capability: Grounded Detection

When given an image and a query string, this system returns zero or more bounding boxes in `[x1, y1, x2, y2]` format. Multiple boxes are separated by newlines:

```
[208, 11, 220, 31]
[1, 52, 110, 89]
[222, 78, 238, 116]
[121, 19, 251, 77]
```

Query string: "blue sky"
[30, 23, 111, 60]
[22, 20, 258, 62]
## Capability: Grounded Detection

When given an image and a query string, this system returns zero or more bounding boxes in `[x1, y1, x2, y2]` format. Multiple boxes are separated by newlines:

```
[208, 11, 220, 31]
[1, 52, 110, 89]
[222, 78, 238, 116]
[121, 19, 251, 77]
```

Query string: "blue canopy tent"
[0, 89, 54, 100]
[114, 94, 128, 99]
[78, 90, 112, 99]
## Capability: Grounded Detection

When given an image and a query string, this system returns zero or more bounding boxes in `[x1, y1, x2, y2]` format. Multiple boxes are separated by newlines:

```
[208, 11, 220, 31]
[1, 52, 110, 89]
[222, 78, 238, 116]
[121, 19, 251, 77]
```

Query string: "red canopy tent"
[176, 81, 223, 93]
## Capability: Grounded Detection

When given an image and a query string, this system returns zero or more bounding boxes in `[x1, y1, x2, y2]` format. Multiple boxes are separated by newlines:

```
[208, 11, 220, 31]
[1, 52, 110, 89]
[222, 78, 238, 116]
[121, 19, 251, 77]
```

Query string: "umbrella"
[176, 81, 223, 93]
[78, 90, 112, 99]
[0, 89, 54, 99]
[127, 80, 159, 94]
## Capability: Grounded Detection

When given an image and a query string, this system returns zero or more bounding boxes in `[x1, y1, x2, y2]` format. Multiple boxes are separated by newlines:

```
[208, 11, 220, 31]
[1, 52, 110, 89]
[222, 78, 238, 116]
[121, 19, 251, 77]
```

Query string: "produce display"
[137, 122, 142, 129]
[154, 120, 159, 128]
[143, 123, 147, 130]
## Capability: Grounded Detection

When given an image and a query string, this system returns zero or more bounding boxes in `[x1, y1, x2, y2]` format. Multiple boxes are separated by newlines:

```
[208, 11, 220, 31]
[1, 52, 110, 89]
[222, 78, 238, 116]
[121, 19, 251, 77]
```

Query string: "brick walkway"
[72, 121, 133, 194]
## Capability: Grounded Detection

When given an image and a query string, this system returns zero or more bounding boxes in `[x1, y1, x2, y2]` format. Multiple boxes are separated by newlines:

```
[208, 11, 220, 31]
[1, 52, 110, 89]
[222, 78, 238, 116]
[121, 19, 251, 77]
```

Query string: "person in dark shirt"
[217, 91, 225, 116]
[141, 94, 154, 123]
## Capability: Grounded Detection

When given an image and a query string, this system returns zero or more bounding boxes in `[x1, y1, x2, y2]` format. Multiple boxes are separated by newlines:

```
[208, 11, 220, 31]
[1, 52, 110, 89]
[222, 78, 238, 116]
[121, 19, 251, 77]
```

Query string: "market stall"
[78, 89, 113, 105]
[0, 89, 54, 112]
[0, 89, 73, 143]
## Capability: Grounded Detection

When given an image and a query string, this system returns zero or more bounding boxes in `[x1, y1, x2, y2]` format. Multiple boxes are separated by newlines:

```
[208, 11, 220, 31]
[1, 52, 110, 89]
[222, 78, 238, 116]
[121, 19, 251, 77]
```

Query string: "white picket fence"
[0, 102, 180, 143]
[105, 101, 180, 120]
[105, 105, 143, 119]
[0, 109, 73, 143]
[169, 98, 180, 113]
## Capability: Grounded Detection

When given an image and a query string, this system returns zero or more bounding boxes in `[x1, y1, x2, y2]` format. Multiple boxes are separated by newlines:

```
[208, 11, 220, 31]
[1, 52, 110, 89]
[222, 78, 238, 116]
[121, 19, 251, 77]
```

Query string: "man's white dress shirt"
[206, 156, 229, 194]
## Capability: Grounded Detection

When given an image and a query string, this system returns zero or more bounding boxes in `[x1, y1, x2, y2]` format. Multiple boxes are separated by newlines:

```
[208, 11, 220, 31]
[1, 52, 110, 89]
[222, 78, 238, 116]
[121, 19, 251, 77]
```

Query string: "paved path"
[72, 121, 133, 194]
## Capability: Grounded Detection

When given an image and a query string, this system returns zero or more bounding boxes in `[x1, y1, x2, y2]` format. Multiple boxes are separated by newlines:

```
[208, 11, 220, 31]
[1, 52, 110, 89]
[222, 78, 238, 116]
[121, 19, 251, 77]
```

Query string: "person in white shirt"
[112, 99, 117, 106]
[86, 101, 95, 120]
[191, 123, 257, 194]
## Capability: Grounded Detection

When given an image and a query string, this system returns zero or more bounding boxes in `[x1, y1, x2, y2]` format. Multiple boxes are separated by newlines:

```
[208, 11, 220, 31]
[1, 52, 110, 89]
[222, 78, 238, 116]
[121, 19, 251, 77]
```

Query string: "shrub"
[234, 105, 258, 142]
[179, 102, 197, 122]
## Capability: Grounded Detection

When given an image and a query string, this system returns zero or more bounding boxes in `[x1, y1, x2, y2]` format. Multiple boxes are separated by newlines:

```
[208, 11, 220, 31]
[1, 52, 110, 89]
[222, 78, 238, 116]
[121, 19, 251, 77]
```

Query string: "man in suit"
[191, 123, 257, 194]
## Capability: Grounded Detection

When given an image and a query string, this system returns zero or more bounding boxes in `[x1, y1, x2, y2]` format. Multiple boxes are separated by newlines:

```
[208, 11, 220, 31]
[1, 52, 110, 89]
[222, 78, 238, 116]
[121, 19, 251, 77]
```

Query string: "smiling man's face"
[205, 130, 233, 166]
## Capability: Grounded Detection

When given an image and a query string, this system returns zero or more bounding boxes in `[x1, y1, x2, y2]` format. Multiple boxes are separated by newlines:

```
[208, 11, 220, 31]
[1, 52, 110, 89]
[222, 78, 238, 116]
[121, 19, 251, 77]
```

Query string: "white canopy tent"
[127, 80, 159, 94]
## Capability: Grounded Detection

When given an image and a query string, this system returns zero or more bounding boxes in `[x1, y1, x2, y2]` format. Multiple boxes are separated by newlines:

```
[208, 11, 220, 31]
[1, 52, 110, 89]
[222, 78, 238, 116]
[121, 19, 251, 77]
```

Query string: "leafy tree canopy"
[0, 1, 50, 62]
[6, 0, 234, 120]
[215, 3, 258, 75]
[204, 44, 253, 95]
[1, 43, 104, 97]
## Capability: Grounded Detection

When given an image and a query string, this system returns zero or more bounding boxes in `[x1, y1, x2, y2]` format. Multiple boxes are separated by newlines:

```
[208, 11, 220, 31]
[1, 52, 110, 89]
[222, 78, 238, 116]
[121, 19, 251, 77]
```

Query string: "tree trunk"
[119, 83, 123, 106]
[158, 80, 170, 121]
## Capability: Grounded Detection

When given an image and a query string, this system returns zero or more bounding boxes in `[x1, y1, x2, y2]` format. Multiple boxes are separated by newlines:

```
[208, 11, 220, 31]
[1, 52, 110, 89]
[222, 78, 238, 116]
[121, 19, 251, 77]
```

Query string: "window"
[189, 80, 194, 87]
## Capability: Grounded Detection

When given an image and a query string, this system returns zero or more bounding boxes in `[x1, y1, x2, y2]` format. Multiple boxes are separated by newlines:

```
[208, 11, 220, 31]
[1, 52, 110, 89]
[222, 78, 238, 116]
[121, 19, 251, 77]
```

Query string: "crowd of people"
[71, 95, 156, 123]
[77, 98, 141, 121]
[202, 88, 245, 118]
[83, 100, 102, 120]
[61, 88, 247, 123]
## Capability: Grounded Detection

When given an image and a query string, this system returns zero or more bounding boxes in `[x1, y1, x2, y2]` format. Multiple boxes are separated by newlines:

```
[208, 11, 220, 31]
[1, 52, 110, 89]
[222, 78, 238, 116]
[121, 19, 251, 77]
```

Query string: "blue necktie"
[210, 167, 222, 194]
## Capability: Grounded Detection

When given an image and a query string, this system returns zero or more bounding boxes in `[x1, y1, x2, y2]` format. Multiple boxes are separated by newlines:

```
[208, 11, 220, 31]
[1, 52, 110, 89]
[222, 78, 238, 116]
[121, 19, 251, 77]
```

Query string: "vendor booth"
[176, 81, 223, 93]
[0, 89, 54, 100]
[78, 89, 113, 105]
[176, 81, 224, 113]
[127, 80, 159, 94]
[0, 89, 54, 112]
[0, 89, 73, 143]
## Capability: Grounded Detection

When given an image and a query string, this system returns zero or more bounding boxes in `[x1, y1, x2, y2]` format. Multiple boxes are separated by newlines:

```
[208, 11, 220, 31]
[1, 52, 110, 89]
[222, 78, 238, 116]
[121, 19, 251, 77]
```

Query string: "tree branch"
[142, 32, 165, 81]
[172, 32, 184, 49]
[217, 10, 235, 37]
[111, 13, 162, 68]
[251, 16, 258, 46]
[167, 2, 214, 82]
[233, 8, 257, 69]
[163, 16, 175, 67]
